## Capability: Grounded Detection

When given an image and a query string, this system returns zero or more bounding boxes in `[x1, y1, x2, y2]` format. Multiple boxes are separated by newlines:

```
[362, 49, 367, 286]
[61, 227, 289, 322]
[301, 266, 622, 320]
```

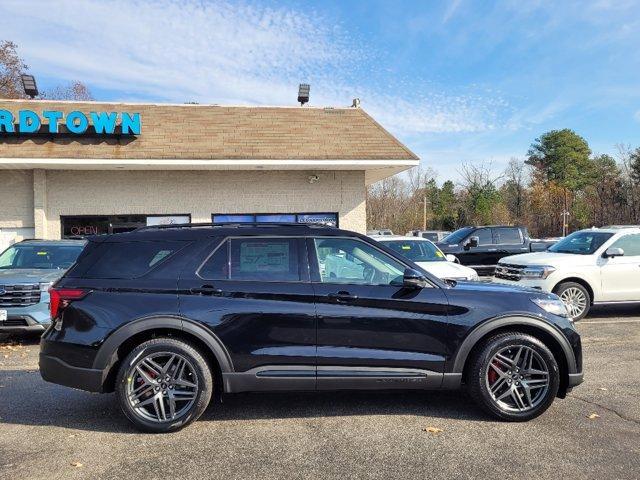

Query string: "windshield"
[0, 244, 85, 270]
[441, 227, 474, 244]
[548, 231, 613, 255]
[383, 240, 446, 262]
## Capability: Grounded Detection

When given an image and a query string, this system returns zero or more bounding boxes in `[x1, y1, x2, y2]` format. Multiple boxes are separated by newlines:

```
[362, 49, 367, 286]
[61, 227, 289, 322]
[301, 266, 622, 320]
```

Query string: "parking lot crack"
[568, 393, 640, 426]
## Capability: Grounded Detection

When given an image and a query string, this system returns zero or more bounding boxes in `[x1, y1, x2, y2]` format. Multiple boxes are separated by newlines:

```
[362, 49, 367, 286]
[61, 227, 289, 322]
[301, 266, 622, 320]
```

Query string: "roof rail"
[134, 221, 336, 232]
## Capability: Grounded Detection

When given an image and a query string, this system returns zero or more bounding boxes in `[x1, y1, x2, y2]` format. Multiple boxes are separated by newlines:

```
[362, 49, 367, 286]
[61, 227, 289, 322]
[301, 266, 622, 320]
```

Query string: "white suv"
[493, 227, 640, 320]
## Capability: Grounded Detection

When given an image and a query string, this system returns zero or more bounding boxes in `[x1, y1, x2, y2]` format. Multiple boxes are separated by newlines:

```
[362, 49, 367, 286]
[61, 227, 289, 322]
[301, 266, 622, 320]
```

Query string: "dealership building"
[0, 99, 418, 247]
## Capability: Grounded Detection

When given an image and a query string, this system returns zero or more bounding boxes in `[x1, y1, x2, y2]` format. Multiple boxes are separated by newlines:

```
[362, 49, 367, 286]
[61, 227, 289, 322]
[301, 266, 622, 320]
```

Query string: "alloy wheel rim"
[559, 287, 587, 319]
[485, 345, 550, 413]
[126, 352, 199, 423]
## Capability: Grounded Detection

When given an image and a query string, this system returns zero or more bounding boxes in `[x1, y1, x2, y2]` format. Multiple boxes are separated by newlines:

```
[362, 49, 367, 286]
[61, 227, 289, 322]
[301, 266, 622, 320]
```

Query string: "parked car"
[372, 236, 478, 281]
[436, 226, 556, 276]
[367, 229, 394, 236]
[40, 223, 583, 432]
[406, 230, 451, 242]
[494, 227, 640, 321]
[0, 239, 86, 334]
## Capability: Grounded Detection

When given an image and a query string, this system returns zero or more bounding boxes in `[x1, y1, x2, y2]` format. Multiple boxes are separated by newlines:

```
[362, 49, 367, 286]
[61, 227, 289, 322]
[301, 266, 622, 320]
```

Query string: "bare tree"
[0, 40, 28, 99]
[42, 81, 94, 101]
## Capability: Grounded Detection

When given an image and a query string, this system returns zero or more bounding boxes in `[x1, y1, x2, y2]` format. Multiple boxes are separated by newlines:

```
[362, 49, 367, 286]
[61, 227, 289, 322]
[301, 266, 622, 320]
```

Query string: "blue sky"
[1, 0, 639, 181]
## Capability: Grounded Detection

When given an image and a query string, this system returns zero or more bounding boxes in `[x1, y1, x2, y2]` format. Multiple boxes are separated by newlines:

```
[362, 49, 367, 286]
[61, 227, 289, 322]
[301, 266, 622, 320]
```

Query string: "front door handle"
[328, 291, 358, 303]
[190, 285, 223, 296]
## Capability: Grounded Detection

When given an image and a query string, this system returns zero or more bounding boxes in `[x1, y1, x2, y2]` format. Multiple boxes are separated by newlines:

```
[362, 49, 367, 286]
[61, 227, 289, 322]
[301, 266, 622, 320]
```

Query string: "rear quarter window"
[82, 240, 187, 279]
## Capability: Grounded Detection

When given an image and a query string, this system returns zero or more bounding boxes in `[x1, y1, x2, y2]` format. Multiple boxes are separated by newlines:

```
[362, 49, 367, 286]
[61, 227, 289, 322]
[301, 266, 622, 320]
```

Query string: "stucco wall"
[40, 169, 365, 238]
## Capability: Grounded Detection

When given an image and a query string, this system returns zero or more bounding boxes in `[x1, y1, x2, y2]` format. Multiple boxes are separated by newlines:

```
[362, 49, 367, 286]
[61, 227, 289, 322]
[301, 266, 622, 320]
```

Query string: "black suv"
[40, 223, 583, 432]
[436, 225, 555, 276]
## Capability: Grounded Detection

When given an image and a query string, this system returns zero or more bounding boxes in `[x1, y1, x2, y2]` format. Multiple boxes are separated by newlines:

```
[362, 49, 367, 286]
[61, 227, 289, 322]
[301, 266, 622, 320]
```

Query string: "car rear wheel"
[116, 338, 213, 433]
[467, 332, 560, 421]
[555, 282, 590, 321]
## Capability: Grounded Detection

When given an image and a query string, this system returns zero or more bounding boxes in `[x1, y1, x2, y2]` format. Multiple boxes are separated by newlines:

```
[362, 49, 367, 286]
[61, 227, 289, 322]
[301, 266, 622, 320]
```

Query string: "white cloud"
[634, 110, 640, 123]
[0, 0, 505, 136]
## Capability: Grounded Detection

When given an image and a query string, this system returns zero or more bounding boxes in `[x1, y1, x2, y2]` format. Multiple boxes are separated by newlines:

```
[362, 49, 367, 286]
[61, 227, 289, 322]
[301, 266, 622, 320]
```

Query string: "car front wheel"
[467, 332, 560, 421]
[555, 281, 590, 321]
[116, 337, 213, 433]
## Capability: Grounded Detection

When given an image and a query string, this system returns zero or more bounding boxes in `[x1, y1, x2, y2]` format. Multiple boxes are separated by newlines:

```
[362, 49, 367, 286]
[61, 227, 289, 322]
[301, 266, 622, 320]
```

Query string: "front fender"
[449, 314, 579, 375]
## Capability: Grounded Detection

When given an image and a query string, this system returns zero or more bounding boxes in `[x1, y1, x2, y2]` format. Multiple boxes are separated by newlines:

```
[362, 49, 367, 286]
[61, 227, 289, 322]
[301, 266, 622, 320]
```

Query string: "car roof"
[372, 235, 435, 243]
[578, 227, 640, 234]
[85, 223, 357, 242]
[17, 239, 87, 245]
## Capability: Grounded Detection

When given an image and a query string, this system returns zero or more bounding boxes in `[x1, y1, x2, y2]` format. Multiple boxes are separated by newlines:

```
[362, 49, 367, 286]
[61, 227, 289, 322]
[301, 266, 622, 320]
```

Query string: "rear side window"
[199, 238, 301, 282]
[84, 241, 186, 279]
[494, 228, 522, 244]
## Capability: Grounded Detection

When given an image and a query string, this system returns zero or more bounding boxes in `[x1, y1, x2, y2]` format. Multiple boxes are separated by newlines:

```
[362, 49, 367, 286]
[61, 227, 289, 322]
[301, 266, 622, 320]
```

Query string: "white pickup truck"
[493, 227, 640, 320]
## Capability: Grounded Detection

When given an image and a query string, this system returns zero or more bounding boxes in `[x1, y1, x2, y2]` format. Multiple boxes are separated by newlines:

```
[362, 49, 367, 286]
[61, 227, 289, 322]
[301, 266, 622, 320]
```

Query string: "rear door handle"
[327, 291, 358, 303]
[190, 285, 223, 296]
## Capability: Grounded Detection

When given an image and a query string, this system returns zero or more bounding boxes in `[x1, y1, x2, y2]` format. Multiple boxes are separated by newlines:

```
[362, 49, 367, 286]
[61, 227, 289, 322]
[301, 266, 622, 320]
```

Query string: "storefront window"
[212, 213, 338, 227]
[61, 214, 190, 238]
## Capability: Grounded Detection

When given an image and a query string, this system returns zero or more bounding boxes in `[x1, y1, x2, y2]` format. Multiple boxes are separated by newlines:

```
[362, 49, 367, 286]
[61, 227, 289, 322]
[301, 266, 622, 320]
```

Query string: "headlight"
[39, 282, 54, 292]
[531, 297, 568, 317]
[468, 271, 479, 281]
[521, 265, 556, 279]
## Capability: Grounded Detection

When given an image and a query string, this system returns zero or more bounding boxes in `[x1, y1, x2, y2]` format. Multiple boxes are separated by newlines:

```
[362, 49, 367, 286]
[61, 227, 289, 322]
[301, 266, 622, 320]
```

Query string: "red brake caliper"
[488, 361, 499, 385]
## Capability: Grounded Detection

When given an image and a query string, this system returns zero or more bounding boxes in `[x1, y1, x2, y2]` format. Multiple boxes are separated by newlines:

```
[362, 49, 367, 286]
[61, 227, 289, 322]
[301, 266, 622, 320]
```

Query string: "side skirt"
[224, 366, 451, 393]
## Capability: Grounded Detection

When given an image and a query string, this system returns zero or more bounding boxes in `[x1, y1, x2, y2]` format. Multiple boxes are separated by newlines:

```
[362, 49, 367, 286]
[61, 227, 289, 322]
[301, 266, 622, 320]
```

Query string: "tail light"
[49, 287, 90, 320]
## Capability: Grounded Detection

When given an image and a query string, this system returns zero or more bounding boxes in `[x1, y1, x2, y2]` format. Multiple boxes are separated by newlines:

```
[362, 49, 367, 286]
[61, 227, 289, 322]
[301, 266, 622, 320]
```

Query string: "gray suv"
[0, 239, 86, 334]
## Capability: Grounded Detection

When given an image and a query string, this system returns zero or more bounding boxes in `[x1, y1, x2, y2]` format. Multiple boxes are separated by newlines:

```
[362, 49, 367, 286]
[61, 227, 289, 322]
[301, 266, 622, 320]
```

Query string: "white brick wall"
[0, 170, 34, 229]
[40, 170, 366, 238]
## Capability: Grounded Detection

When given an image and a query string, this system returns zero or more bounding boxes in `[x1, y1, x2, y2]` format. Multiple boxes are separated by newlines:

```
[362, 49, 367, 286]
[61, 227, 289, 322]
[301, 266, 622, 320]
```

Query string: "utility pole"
[561, 211, 570, 237]
[423, 194, 428, 230]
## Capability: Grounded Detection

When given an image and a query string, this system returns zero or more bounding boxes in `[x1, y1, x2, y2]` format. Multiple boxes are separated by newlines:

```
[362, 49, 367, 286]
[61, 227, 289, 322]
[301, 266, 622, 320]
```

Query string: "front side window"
[0, 244, 85, 270]
[199, 238, 301, 282]
[314, 238, 405, 286]
[609, 234, 640, 256]
[548, 231, 614, 255]
[474, 228, 493, 245]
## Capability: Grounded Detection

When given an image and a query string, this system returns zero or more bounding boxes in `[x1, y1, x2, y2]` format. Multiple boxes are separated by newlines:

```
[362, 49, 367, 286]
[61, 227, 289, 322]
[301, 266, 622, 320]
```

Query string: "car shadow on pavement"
[0, 367, 490, 433]
[584, 304, 640, 319]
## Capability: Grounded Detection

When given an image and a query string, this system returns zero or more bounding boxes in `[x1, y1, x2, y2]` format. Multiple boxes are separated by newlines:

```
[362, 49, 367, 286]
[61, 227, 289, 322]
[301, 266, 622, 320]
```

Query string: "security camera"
[308, 175, 320, 184]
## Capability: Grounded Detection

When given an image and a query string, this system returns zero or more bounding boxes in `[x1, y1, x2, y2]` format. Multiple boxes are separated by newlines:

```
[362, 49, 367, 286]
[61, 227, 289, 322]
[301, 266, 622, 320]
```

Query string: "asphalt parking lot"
[1, 306, 639, 480]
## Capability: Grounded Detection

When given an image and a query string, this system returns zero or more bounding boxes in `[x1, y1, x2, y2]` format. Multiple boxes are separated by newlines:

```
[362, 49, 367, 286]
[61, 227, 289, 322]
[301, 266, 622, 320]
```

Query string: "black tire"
[115, 337, 213, 433]
[554, 281, 591, 321]
[467, 332, 560, 421]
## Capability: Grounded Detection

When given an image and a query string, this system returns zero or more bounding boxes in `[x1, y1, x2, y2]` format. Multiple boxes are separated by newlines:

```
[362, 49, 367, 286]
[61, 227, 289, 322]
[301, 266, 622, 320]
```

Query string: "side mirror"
[445, 254, 458, 263]
[604, 247, 624, 258]
[465, 236, 479, 250]
[403, 268, 427, 289]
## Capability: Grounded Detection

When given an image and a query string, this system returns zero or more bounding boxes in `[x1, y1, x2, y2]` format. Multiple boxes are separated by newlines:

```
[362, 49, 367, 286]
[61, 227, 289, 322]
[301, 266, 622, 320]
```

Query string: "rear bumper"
[39, 353, 105, 392]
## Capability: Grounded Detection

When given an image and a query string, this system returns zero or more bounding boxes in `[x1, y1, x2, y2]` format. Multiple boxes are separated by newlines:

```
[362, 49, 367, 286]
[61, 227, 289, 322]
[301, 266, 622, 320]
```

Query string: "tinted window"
[198, 241, 229, 280]
[85, 241, 185, 279]
[421, 232, 438, 241]
[230, 238, 300, 281]
[0, 244, 85, 270]
[474, 228, 493, 245]
[610, 234, 640, 256]
[314, 238, 405, 286]
[548, 231, 613, 255]
[494, 227, 522, 244]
